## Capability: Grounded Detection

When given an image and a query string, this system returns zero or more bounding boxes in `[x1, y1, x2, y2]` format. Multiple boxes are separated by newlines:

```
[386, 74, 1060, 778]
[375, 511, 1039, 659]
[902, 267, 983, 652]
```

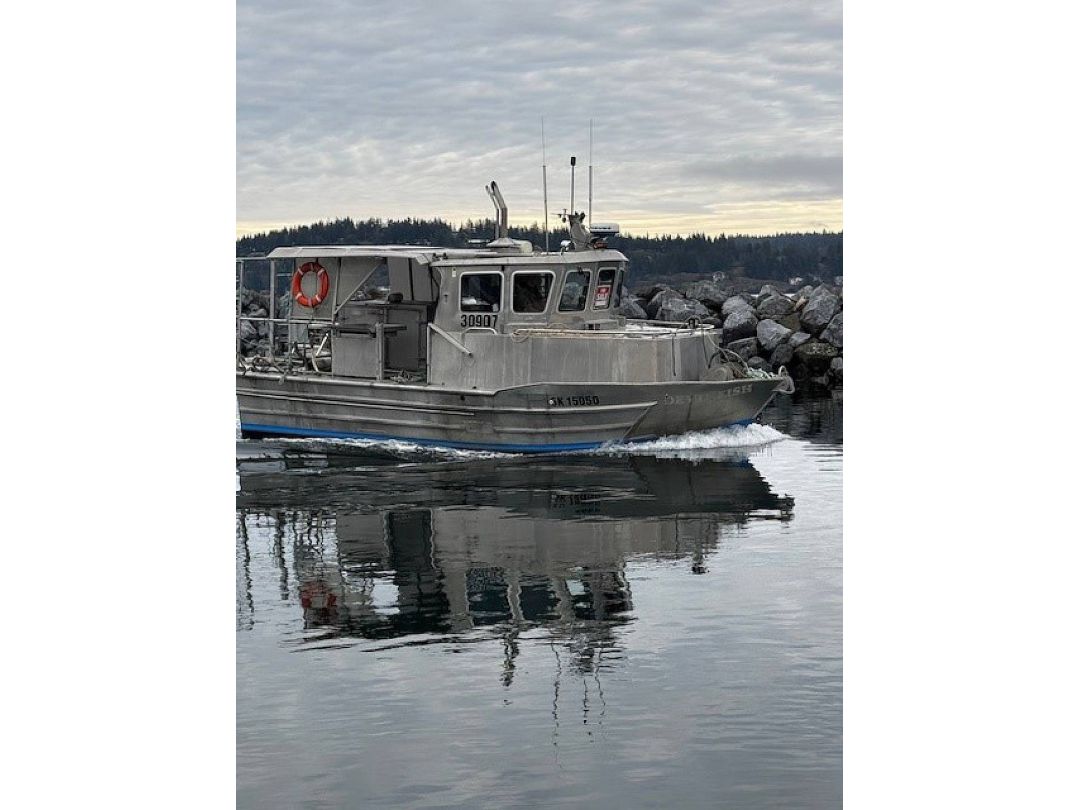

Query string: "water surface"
[236, 396, 842, 808]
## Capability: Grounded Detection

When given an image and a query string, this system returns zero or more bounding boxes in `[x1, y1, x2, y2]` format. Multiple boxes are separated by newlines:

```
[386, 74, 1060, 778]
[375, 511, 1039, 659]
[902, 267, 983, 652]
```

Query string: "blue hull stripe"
[240, 422, 605, 452]
[239, 420, 754, 453]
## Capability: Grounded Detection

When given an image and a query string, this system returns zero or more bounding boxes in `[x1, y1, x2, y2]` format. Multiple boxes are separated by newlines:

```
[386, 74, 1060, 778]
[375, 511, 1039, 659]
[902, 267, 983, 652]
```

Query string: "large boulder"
[681, 279, 731, 311]
[776, 312, 802, 332]
[638, 284, 671, 301]
[656, 296, 710, 323]
[756, 294, 795, 319]
[722, 308, 758, 341]
[829, 356, 843, 385]
[721, 295, 753, 318]
[771, 341, 795, 367]
[820, 311, 843, 349]
[645, 288, 684, 319]
[727, 337, 760, 361]
[757, 284, 787, 302]
[789, 330, 813, 349]
[619, 297, 648, 320]
[800, 286, 841, 334]
[757, 319, 793, 353]
[794, 339, 840, 373]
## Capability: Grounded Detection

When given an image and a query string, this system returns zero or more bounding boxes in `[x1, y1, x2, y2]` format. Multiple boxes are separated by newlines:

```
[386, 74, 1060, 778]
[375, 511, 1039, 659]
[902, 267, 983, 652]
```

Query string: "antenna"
[541, 117, 549, 253]
[588, 120, 593, 228]
[570, 155, 577, 215]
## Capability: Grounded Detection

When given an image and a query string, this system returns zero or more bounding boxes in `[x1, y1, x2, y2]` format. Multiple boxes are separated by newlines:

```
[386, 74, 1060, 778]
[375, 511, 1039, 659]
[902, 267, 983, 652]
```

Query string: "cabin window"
[512, 271, 554, 313]
[459, 272, 502, 313]
[558, 269, 592, 312]
[593, 268, 617, 309]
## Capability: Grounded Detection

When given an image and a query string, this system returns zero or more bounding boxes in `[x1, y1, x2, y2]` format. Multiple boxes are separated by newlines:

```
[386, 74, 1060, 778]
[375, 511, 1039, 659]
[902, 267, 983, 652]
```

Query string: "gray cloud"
[238, 0, 841, 235]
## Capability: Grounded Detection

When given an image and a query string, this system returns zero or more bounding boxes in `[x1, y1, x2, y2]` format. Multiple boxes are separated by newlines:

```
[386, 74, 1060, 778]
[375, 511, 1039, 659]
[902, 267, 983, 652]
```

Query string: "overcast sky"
[237, 0, 841, 237]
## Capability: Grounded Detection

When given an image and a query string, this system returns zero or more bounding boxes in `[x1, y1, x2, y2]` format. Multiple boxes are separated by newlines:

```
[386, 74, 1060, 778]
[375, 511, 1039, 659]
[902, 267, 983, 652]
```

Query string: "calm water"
[236, 397, 842, 808]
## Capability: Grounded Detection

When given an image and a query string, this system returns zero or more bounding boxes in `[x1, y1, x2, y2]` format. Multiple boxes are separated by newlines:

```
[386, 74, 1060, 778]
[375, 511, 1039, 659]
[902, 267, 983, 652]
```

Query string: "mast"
[542, 117, 549, 253]
[588, 119, 593, 229]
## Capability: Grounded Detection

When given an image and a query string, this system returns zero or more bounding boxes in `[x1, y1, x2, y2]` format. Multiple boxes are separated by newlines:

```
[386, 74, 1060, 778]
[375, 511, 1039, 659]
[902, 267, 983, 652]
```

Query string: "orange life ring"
[291, 261, 330, 308]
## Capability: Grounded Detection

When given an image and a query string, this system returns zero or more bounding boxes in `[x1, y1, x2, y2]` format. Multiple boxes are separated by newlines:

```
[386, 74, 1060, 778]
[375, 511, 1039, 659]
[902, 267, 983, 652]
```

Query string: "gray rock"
[829, 356, 843, 384]
[789, 331, 813, 349]
[618, 298, 648, 320]
[681, 279, 731, 310]
[756, 294, 795, 319]
[794, 339, 840, 373]
[645, 288, 684, 319]
[757, 284, 786, 302]
[820, 311, 843, 349]
[249, 306, 268, 319]
[800, 287, 841, 334]
[656, 296, 710, 323]
[776, 312, 802, 332]
[239, 320, 257, 343]
[727, 337, 760, 361]
[639, 284, 671, 301]
[756, 319, 793, 353]
[771, 342, 795, 367]
[720, 295, 753, 318]
[747, 356, 773, 373]
[798, 285, 815, 300]
[722, 308, 758, 341]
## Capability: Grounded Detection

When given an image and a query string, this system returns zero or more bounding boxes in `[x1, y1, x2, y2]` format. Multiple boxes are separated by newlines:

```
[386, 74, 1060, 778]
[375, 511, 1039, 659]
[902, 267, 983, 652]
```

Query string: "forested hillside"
[237, 218, 842, 289]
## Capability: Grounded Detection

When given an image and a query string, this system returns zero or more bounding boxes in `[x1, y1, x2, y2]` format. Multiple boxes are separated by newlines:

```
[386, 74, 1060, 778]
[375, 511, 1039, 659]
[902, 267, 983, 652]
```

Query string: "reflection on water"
[237, 400, 841, 809]
[237, 453, 793, 660]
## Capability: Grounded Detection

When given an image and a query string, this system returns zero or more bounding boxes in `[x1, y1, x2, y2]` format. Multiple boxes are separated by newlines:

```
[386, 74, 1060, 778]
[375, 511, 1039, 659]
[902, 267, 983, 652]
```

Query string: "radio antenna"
[588, 119, 593, 228]
[570, 155, 577, 215]
[541, 117, 549, 253]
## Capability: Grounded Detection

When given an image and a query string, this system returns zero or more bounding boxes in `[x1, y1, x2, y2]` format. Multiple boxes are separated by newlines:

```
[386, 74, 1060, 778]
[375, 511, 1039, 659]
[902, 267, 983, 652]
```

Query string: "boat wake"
[592, 422, 786, 458]
[236, 423, 786, 463]
[238, 435, 513, 462]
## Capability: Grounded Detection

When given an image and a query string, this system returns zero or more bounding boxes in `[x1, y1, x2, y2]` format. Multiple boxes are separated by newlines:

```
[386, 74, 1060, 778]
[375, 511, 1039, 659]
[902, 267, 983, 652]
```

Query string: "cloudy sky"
[237, 0, 841, 237]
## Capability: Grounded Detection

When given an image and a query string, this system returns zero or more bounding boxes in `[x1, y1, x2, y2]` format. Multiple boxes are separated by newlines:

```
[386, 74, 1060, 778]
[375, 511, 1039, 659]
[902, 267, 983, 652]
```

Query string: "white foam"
[236, 422, 784, 461]
[592, 422, 786, 458]
[267, 435, 514, 462]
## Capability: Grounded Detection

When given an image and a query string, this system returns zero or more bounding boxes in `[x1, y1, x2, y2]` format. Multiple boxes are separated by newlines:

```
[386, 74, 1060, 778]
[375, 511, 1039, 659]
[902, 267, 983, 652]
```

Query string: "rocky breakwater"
[621, 280, 843, 395]
[237, 289, 292, 356]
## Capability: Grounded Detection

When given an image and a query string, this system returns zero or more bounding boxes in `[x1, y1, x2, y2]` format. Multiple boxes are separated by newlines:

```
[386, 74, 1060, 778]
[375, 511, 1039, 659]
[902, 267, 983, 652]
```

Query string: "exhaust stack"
[486, 181, 508, 240]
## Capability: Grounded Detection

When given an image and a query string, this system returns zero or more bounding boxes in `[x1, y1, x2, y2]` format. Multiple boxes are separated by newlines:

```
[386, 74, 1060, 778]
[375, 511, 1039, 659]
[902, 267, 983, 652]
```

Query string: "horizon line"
[236, 217, 843, 241]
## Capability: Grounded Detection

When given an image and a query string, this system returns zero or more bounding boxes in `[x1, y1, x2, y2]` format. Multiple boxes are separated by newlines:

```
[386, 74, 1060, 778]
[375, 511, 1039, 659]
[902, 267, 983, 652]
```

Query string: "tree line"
[236, 217, 842, 287]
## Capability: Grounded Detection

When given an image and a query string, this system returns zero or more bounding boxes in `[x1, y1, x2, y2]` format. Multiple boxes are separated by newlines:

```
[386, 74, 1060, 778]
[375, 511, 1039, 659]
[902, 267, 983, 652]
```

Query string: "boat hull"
[236, 372, 784, 452]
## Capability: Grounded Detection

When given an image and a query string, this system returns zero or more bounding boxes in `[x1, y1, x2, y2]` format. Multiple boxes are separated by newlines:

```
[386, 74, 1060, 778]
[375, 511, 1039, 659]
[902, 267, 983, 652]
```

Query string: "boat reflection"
[236, 447, 793, 677]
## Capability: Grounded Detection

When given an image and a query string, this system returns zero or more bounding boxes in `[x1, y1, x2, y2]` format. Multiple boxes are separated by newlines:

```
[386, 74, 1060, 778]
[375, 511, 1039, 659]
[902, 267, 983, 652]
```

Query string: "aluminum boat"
[236, 183, 793, 452]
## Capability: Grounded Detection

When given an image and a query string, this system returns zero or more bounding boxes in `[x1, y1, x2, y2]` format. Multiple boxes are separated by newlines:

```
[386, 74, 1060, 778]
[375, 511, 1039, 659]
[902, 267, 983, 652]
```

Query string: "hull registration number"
[548, 395, 600, 407]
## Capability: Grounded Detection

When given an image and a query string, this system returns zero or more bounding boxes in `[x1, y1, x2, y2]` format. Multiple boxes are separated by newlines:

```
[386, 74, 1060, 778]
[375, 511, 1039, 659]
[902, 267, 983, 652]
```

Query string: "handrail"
[429, 323, 473, 357]
[237, 316, 335, 326]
